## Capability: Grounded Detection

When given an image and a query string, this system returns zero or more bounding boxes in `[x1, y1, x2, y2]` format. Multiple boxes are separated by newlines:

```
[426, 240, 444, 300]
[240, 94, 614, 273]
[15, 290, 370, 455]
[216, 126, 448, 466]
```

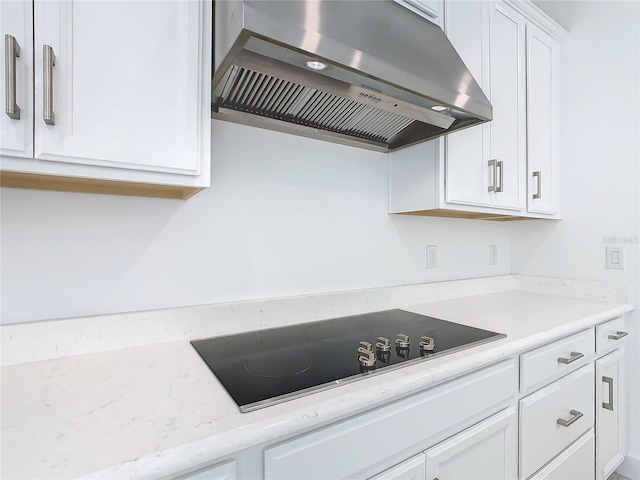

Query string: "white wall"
[518, 0, 640, 469]
[0, 121, 511, 324]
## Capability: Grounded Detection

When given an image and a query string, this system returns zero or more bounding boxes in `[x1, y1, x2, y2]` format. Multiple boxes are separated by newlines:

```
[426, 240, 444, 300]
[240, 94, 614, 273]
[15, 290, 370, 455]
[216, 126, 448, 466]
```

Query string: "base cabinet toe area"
[173, 316, 630, 480]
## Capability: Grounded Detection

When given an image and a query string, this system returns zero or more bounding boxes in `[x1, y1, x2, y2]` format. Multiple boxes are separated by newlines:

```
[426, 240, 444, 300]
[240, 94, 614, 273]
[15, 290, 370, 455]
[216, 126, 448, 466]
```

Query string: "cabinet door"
[487, 1, 526, 211]
[33, 0, 206, 176]
[526, 23, 560, 215]
[0, 0, 33, 159]
[596, 349, 626, 480]
[370, 455, 426, 480]
[528, 430, 594, 480]
[444, 0, 492, 207]
[424, 407, 517, 480]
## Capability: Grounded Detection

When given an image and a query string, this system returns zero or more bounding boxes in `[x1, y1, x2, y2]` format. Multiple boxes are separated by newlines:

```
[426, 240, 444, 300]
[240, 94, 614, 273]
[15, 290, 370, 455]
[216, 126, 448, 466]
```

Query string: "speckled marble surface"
[0, 278, 634, 479]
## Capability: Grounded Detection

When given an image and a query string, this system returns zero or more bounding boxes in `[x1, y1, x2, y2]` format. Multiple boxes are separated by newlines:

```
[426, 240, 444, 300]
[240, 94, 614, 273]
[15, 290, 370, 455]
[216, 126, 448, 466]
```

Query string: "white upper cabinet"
[445, 0, 526, 212]
[1, 1, 33, 159]
[527, 22, 561, 215]
[444, 0, 491, 208]
[487, 1, 527, 211]
[389, 0, 566, 220]
[393, 0, 444, 27]
[1, 0, 211, 199]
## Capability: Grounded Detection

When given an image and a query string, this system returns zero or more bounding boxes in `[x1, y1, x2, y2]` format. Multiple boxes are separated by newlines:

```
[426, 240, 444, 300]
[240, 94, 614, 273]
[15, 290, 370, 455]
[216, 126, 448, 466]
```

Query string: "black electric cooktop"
[191, 309, 505, 412]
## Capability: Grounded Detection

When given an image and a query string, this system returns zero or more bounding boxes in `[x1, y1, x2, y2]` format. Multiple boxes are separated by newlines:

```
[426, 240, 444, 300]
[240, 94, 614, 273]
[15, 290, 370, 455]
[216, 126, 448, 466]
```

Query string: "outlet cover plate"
[426, 245, 438, 269]
[489, 245, 498, 265]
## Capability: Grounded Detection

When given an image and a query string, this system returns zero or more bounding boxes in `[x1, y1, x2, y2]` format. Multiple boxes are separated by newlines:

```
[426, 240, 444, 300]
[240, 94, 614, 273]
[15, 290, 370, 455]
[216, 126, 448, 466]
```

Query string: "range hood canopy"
[212, 0, 492, 152]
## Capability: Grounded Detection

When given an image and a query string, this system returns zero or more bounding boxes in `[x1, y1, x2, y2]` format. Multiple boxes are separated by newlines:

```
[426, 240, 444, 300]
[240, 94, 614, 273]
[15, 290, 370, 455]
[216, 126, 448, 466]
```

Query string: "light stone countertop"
[0, 286, 634, 479]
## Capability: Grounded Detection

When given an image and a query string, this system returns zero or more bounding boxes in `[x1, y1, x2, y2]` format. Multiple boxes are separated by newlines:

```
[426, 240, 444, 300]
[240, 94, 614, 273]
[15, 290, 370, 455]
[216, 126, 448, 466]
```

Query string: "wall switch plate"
[426, 245, 438, 269]
[605, 246, 624, 270]
[489, 245, 498, 265]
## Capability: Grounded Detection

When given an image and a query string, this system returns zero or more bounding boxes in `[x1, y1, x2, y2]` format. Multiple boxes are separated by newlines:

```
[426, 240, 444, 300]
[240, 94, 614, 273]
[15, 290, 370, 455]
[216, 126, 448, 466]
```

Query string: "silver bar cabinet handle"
[488, 159, 497, 192]
[557, 351, 583, 364]
[43, 44, 55, 125]
[608, 331, 628, 341]
[532, 171, 542, 199]
[557, 409, 583, 427]
[603, 376, 614, 411]
[4, 34, 21, 120]
[495, 160, 504, 192]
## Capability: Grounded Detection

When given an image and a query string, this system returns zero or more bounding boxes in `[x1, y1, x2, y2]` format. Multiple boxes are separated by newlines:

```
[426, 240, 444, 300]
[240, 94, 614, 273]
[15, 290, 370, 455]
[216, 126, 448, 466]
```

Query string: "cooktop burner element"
[191, 309, 506, 412]
[244, 353, 312, 378]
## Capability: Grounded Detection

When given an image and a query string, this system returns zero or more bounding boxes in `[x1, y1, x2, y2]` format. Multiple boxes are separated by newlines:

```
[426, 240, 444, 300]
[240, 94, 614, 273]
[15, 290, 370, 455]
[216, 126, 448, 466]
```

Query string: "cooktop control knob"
[395, 334, 410, 348]
[358, 350, 376, 368]
[376, 336, 391, 352]
[358, 341, 373, 355]
[419, 336, 436, 352]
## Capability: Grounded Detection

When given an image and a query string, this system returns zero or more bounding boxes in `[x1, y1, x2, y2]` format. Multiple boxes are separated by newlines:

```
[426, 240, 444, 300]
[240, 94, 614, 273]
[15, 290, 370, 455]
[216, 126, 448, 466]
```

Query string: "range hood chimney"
[212, 0, 492, 152]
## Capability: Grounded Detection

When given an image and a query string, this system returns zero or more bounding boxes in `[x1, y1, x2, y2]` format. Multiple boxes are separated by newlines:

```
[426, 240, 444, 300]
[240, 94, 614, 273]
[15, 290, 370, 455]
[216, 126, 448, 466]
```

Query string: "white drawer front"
[520, 329, 594, 392]
[265, 360, 518, 480]
[520, 364, 594, 479]
[596, 317, 628, 354]
[528, 430, 594, 480]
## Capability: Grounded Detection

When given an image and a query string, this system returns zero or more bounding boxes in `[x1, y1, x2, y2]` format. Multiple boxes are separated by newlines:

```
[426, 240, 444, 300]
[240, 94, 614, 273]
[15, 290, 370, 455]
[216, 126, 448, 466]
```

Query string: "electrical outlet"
[606, 246, 624, 270]
[489, 245, 498, 265]
[426, 245, 438, 269]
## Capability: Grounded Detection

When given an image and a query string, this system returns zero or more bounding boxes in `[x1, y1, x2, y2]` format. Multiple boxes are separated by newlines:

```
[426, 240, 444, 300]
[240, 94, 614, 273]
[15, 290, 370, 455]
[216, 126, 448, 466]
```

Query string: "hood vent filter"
[218, 66, 416, 145]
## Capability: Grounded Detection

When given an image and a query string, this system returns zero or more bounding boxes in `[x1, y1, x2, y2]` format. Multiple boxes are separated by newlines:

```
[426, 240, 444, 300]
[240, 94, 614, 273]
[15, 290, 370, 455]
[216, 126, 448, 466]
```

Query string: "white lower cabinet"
[519, 364, 595, 479]
[596, 348, 627, 479]
[424, 407, 517, 480]
[370, 454, 426, 480]
[182, 317, 629, 480]
[528, 430, 594, 480]
[370, 407, 517, 480]
[264, 360, 517, 480]
[517, 317, 629, 480]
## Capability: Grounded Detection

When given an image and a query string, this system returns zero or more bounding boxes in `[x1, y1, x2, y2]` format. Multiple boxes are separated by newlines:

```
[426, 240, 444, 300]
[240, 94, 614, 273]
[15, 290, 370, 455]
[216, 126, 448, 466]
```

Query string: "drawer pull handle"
[557, 351, 583, 364]
[608, 331, 628, 341]
[557, 409, 583, 427]
[603, 376, 614, 411]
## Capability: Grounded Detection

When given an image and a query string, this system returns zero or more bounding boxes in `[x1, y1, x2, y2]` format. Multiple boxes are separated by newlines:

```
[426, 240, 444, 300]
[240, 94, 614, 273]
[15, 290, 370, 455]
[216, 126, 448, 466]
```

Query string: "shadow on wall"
[0, 187, 185, 322]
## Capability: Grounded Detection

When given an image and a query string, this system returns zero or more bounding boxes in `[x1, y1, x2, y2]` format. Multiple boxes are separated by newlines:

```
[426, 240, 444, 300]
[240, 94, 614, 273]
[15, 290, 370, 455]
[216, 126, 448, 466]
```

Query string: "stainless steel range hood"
[212, 1, 492, 152]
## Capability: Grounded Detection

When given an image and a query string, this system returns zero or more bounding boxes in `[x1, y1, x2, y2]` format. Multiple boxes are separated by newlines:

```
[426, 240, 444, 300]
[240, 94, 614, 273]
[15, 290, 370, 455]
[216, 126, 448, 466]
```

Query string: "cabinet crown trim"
[505, 0, 568, 40]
